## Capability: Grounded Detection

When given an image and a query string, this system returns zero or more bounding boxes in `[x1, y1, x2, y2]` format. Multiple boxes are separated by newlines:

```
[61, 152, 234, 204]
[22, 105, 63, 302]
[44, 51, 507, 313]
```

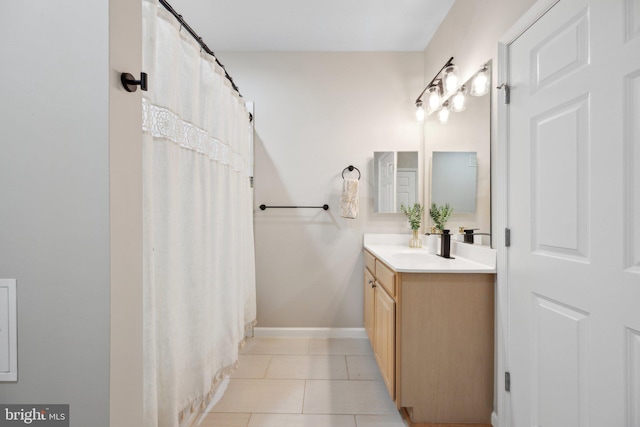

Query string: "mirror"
[426, 62, 491, 243]
[373, 151, 419, 213]
[431, 151, 477, 213]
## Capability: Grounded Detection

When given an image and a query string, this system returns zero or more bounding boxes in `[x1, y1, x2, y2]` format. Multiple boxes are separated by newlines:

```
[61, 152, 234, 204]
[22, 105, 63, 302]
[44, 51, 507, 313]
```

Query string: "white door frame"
[494, 1, 560, 426]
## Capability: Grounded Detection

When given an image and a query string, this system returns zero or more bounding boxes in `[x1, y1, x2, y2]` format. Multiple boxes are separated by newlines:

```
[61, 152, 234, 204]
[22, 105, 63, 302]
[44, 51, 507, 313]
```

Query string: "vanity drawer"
[375, 259, 396, 298]
[364, 250, 376, 275]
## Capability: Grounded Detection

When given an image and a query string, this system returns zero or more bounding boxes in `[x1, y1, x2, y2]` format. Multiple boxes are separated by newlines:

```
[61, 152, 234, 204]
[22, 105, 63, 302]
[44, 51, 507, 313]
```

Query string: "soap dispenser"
[440, 229, 453, 259]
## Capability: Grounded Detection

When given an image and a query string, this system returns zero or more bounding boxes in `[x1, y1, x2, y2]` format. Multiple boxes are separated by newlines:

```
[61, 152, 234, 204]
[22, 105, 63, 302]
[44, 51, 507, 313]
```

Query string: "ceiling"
[166, 0, 455, 51]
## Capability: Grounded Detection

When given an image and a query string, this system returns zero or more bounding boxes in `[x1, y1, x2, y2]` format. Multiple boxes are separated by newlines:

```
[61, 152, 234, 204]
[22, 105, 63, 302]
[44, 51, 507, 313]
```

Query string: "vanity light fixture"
[414, 56, 454, 121]
[471, 64, 490, 96]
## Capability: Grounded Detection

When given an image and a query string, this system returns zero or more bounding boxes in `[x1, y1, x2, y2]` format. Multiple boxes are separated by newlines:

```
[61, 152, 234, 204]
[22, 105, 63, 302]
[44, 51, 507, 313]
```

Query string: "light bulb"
[471, 67, 489, 96]
[416, 102, 425, 122]
[443, 65, 459, 95]
[427, 85, 441, 113]
[451, 86, 466, 112]
[438, 101, 450, 124]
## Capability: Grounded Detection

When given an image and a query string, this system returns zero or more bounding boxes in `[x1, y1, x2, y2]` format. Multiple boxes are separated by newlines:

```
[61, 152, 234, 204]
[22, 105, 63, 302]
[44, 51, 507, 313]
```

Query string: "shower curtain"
[141, 1, 256, 426]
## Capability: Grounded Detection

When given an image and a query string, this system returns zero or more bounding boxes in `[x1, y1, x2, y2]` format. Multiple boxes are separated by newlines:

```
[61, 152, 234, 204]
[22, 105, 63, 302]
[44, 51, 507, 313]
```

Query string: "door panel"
[364, 268, 375, 344]
[531, 94, 590, 261]
[531, 295, 589, 427]
[625, 71, 640, 273]
[374, 286, 395, 400]
[626, 327, 640, 425]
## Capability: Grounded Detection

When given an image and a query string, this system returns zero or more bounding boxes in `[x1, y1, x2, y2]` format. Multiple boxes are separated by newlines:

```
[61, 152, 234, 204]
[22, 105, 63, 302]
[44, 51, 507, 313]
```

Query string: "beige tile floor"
[197, 337, 409, 427]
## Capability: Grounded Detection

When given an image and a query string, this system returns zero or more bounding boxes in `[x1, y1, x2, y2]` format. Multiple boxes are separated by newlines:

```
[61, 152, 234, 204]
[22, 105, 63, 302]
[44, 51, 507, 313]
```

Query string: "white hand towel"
[340, 178, 359, 219]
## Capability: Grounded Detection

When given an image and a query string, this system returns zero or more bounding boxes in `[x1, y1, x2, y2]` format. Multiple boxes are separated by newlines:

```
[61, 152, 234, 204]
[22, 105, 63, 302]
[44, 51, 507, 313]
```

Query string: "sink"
[389, 251, 449, 267]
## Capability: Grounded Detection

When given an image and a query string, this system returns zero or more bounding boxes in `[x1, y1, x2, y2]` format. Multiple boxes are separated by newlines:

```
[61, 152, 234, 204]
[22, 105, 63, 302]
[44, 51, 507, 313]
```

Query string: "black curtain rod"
[158, 0, 242, 97]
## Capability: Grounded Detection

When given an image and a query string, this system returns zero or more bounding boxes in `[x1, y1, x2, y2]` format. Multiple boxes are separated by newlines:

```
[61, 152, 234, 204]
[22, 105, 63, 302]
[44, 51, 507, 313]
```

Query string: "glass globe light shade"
[450, 87, 466, 112]
[427, 85, 442, 113]
[438, 101, 450, 124]
[415, 102, 425, 122]
[443, 65, 459, 95]
[471, 67, 489, 96]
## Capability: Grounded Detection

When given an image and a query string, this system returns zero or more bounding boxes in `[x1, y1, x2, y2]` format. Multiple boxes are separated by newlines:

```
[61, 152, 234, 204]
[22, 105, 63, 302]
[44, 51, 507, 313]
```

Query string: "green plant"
[429, 203, 453, 231]
[400, 203, 424, 231]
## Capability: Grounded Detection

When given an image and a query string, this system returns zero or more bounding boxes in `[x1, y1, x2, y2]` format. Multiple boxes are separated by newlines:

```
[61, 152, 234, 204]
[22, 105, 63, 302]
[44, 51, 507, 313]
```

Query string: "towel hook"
[342, 165, 361, 180]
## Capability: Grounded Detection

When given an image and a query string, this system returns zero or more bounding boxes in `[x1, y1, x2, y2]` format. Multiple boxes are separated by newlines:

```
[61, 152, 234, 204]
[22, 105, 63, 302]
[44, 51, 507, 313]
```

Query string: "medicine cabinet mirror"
[373, 151, 419, 213]
[431, 151, 477, 213]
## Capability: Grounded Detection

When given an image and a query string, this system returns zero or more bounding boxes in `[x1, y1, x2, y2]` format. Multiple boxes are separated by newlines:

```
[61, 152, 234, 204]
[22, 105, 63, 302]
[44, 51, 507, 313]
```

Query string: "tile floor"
[197, 337, 409, 427]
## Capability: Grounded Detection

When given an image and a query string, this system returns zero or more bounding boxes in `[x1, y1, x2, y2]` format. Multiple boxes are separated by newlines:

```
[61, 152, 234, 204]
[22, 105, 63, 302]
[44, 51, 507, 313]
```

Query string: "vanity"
[363, 233, 495, 426]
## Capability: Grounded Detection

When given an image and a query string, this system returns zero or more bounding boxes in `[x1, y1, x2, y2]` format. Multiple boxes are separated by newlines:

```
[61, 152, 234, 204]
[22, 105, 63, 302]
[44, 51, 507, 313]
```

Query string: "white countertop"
[364, 234, 496, 274]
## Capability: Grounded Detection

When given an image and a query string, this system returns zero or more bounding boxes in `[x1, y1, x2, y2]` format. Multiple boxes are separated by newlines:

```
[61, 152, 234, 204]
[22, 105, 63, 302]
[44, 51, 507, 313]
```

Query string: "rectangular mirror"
[425, 61, 491, 244]
[373, 151, 419, 213]
[431, 151, 477, 213]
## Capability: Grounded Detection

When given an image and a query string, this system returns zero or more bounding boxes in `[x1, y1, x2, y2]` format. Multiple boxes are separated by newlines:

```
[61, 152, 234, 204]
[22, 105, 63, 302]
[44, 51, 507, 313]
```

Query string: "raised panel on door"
[364, 268, 375, 345]
[374, 286, 395, 400]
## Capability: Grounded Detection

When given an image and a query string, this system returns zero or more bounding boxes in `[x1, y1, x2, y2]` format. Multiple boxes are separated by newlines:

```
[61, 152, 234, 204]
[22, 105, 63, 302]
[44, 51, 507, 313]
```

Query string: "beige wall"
[109, 0, 144, 425]
[218, 52, 424, 327]
[423, 0, 537, 85]
[420, 0, 538, 421]
[422, 0, 537, 241]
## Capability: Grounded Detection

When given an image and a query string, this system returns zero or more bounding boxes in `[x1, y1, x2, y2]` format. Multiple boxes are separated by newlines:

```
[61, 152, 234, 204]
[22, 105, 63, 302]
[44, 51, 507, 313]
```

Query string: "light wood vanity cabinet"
[363, 250, 396, 399]
[364, 249, 495, 425]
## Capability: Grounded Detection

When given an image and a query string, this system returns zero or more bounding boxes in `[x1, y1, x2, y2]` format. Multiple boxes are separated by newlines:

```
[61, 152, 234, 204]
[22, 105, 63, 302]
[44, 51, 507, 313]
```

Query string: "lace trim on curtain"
[142, 97, 250, 177]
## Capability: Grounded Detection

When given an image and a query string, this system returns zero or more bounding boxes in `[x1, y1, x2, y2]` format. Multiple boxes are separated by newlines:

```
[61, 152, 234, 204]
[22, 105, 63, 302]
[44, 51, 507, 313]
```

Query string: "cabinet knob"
[369, 280, 376, 288]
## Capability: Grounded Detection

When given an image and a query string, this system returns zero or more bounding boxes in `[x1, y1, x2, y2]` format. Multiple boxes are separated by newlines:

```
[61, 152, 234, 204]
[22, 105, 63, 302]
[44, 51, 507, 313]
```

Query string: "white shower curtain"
[141, 1, 256, 426]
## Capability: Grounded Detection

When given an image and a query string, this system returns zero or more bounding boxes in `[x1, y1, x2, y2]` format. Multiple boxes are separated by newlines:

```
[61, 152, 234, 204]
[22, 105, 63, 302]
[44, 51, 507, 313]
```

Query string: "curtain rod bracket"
[121, 72, 148, 92]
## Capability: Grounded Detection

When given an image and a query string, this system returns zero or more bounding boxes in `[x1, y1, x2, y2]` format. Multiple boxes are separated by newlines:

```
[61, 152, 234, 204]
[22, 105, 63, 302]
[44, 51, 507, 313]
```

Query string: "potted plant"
[401, 203, 424, 248]
[429, 203, 453, 232]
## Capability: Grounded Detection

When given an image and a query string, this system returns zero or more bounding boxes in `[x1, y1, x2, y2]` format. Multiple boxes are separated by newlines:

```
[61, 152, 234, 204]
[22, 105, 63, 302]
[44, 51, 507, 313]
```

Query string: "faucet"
[459, 227, 491, 244]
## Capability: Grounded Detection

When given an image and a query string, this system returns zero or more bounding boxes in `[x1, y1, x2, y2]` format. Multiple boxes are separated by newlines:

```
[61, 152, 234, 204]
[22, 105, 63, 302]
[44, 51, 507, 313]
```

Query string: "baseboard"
[491, 411, 498, 427]
[253, 327, 367, 339]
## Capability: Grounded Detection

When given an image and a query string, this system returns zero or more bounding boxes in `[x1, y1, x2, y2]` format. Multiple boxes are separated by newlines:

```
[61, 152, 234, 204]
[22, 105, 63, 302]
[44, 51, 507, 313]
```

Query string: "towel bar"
[259, 204, 329, 211]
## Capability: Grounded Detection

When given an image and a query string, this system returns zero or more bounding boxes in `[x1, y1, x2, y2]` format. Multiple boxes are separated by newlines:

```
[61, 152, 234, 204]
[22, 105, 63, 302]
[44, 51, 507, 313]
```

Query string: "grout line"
[263, 355, 273, 379]
[344, 355, 351, 380]
[301, 379, 308, 414]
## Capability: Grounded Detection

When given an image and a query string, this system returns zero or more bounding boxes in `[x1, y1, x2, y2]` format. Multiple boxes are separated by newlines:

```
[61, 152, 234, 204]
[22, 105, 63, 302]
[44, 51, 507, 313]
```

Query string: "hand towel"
[340, 178, 359, 219]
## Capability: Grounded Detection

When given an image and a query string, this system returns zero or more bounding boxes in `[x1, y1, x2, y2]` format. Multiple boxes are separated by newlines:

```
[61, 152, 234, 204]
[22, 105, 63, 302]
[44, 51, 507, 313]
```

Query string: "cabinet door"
[374, 285, 395, 400]
[363, 269, 376, 345]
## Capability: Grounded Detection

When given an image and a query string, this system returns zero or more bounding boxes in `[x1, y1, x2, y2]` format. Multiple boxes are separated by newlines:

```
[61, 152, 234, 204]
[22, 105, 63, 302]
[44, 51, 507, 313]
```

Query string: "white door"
[396, 168, 417, 210]
[506, 0, 640, 426]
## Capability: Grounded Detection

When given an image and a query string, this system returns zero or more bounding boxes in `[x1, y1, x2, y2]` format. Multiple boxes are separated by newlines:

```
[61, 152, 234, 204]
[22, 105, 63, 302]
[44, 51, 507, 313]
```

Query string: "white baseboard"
[253, 327, 367, 339]
[491, 411, 499, 427]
